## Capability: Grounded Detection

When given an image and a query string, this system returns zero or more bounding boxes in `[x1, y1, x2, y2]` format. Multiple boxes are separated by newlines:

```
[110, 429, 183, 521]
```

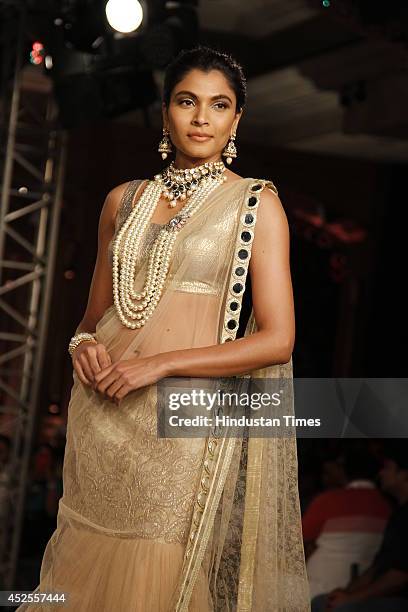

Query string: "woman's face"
[163, 68, 242, 164]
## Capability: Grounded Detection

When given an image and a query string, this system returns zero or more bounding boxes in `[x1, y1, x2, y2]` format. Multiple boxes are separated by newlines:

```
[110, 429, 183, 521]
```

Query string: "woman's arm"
[162, 186, 295, 378]
[75, 181, 131, 335]
[72, 182, 130, 386]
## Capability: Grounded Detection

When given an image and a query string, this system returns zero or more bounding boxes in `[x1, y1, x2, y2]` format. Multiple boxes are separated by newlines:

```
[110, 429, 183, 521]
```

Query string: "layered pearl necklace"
[112, 161, 227, 329]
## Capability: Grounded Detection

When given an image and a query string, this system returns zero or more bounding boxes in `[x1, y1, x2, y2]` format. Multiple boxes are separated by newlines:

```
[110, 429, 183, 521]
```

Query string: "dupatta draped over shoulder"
[20, 177, 310, 612]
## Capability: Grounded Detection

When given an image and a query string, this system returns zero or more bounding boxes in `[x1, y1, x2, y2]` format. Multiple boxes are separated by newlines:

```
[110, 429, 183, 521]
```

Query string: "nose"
[192, 105, 209, 126]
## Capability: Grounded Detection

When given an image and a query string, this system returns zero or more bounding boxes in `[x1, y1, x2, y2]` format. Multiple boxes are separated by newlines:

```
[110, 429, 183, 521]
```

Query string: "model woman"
[18, 46, 310, 611]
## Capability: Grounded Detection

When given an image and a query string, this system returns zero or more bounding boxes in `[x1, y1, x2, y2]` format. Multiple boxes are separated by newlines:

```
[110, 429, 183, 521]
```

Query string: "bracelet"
[68, 332, 97, 357]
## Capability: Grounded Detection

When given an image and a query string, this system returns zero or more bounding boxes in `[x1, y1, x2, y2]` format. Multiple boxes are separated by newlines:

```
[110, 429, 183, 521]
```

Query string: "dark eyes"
[179, 99, 229, 109]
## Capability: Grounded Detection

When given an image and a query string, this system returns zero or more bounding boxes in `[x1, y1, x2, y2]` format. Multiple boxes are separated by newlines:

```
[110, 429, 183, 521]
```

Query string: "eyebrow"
[174, 90, 233, 104]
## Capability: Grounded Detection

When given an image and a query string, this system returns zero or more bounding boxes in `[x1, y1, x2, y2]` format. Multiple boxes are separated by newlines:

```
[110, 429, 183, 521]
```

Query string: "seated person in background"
[311, 439, 408, 611]
[303, 445, 391, 599]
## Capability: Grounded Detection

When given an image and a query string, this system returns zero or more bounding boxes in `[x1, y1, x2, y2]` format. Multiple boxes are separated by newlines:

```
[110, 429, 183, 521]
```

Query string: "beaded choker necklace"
[154, 160, 227, 208]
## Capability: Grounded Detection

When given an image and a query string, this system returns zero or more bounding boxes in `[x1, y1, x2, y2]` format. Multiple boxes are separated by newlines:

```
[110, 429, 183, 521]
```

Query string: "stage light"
[29, 40, 45, 65]
[105, 0, 144, 34]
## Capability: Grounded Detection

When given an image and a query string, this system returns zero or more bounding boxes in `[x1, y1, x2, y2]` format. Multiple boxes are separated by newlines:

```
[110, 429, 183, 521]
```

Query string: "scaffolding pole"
[0, 0, 67, 590]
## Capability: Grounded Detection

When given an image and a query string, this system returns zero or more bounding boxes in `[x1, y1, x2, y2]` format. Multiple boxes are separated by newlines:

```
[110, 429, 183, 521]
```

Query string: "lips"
[188, 133, 213, 141]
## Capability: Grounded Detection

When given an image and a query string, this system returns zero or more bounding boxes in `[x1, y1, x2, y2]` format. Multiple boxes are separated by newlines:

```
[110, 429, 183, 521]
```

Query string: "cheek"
[172, 109, 188, 127]
[214, 116, 234, 139]
[168, 123, 192, 154]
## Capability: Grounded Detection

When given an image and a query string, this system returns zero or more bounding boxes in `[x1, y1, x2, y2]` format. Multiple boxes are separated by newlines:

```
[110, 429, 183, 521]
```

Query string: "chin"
[185, 149, 214, 161]
[185, 139, 215, 150]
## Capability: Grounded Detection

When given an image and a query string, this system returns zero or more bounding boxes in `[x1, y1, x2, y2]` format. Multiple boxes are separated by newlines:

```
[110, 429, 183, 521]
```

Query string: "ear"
[232, 109, 243, 134]
[162, 102, 169, 129]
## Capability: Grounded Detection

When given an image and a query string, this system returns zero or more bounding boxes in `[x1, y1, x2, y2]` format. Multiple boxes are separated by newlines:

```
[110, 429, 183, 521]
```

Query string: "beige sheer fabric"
[16, 177, 310, 611]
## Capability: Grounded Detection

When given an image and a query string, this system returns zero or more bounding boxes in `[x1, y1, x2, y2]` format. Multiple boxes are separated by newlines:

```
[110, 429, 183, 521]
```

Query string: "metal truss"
[0, 0, 67, 589]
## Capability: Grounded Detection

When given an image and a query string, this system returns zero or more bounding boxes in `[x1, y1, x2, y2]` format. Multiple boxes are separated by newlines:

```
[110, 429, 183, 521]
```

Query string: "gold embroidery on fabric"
[174, 178, 276, 610]
[62, 384, 206, 544]
[236, 437, 264, 611]
[175, 437, 237, 612]
[174, 280, 219, 296]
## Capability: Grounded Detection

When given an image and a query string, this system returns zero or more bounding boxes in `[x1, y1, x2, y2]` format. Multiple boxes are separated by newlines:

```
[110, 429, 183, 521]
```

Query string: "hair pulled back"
[162, 45, 247, 113]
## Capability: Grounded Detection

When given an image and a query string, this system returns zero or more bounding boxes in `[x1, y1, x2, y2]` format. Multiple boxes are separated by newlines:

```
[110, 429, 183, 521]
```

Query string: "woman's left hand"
[92, 354, 168, 404]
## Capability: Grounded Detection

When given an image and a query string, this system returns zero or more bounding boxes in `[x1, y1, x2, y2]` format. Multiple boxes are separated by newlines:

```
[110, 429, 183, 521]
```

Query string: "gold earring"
[222, 132, 237, 164]
[158, 127, 172, 159]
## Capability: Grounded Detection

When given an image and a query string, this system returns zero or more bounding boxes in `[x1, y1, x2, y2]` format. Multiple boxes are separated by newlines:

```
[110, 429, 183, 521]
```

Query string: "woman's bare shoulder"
[107, 180, 134, 203]
[103, 179, 145, 219]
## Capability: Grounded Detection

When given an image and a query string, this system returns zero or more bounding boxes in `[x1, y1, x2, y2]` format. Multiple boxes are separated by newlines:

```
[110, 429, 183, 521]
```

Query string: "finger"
[94, 362, 115, 384]
[74, 362, 91, 386]
[87, 346, 102, 376]
[113, 384, 129, 405]
[97, 346, 112, 369]
[106, 378, 126, 401]
[115, 384, 129, 402]
[95, 371, 119, 394]
[79, 354, 95, 383]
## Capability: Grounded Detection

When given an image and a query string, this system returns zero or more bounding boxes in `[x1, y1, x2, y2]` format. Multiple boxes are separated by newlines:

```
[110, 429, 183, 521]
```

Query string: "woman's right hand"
[72, 341, 112, 387]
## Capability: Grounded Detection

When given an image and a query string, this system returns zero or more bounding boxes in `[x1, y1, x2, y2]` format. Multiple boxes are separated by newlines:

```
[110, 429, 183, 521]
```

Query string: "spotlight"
[105, 0, 145, 34]
[29, 40, 45, 65]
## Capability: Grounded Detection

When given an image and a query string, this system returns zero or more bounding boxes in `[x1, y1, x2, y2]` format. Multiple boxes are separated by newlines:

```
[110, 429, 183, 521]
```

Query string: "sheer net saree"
[17, 178, 310, 611]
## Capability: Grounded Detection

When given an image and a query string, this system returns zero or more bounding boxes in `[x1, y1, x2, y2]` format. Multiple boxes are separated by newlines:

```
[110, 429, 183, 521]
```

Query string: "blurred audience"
[311, 439, 408, 611]
[303, 445, 391, 598]
[321, 450, 348, 491]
